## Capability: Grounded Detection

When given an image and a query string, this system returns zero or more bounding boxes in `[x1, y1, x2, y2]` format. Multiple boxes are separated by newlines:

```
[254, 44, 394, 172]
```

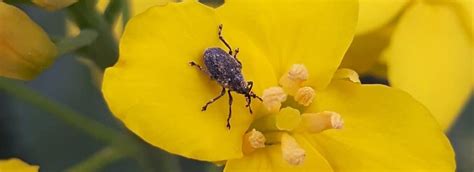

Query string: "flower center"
[242, 64, 344, 166]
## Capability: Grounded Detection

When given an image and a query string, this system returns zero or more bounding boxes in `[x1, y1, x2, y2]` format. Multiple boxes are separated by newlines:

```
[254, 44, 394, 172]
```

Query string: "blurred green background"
[0, 1, 472, 172]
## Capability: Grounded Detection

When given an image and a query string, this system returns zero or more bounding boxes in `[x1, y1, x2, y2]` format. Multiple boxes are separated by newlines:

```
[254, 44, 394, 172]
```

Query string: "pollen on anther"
[288, 64, 308, 80]
[330, 112, 344, 129]
[242, 129, 266, 154]
[281, 133, 306, 166]
[301, 111, 344, 133]
[294, 86, 315, 106]
[279, 64, 309, 95]
[262, 87, 287, 113]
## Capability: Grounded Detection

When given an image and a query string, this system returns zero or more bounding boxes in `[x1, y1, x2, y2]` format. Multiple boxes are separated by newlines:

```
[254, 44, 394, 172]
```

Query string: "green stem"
[66, 146, 127, 172]
[56, 29, 99, 56]
[206, 164, 223, 172]
[0, 77, 126, 147]
[67, 0, 118, 69]
[104, 0, 123, 25]
[120, 0, 130, 28]
[0, 78, 189, 172]
[3, 0, 32, 4]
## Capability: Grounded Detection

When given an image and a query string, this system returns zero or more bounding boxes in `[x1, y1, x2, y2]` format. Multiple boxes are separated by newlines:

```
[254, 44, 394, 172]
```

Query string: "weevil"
[189, 24, 262, 129]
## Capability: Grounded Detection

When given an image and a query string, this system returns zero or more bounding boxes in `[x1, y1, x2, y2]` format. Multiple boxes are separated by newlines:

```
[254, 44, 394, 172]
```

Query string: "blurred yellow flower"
[32, 0, 78, 11]
[0, 158, 39, 172]
[0, 2, 58, 80]
[103, 0, 454, 171]
[342, 0, 473, 130]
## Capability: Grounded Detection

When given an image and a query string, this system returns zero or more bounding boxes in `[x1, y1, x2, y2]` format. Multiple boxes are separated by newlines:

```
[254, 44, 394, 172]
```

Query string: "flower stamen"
[301, 111, 344, 133]
[281, 133, 306, 166]
[279, 64, 308, 95]
[242, 129, 266, 154]
[262, 86, 287, 113]
[294, 86, 316, 106]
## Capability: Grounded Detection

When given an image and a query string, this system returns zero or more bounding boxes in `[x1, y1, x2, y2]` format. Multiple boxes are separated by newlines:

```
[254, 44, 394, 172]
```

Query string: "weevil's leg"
[202, 87, 226, 111]
[256, 95, 263, 101]
[233, 48, 242, 65]
[218, 24, 233, 55]
[226, 90, 233, 129]
[247, 81, 253, 91]
[245, 81, 254, 113]
[250, 92, 263, 102]
[247, 81, 262, 102]
[245, 95, 253, 114]
[189, 61, 208, 73]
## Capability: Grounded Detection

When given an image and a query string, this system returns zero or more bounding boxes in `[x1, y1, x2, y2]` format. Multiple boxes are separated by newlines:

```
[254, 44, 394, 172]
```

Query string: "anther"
[262, 87, 287, 113]
[333, 68, 361, 83]
[301, 111, 344, 133]
[281, 133, 306, 166]
[294, 86, 315, 106]
[242, 129, 266, 154]
[279, 64, 308, 95]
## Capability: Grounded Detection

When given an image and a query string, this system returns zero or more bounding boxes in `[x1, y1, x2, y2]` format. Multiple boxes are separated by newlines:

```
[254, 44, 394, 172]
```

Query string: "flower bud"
[0, 158, 39, 172]
[0, 2, 57, 80]
[32, 0, 78, 11]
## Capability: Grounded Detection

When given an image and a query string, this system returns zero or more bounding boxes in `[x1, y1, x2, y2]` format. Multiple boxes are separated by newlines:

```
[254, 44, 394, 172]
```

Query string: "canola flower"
[0, 158, 39, 172]
[102, 0, 455, 171]
[0, 2, 57, 80]
[341, 0, 473, 130]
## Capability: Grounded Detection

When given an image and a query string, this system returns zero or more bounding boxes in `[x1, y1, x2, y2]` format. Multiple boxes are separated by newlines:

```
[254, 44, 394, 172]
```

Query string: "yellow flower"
[32, 0, 78, 11]
[102, 0, 454, 171]
[341, 0, 473, 130]
[0, 2, 58, 80]
[0, 158, 39, 172]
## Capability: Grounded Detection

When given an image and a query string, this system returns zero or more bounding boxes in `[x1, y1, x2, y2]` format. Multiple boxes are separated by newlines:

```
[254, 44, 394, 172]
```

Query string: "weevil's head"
[244, 82, 262, 101]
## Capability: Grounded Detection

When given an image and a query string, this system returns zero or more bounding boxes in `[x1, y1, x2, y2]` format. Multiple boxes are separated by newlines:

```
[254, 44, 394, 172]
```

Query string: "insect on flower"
[189, 24, 262, 129]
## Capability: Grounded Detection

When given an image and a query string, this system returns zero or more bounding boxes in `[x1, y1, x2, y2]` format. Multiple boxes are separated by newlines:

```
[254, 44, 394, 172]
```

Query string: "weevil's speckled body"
[190, 24, 261, 129]
[204, 47, 248, 94]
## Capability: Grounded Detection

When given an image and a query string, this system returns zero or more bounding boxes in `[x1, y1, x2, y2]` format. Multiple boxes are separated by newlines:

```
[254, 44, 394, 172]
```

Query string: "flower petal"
[0, 2, 57, 80]
[306, 80, 455, 171]
[102, 1, 276, 161]
[340, 26, 392, 74]
[0, 158, 39, 172]
[224, 134, 333, 172]
[385, 2, 472, 130]
[451, 0, 473, 40]
[356, 0, 408, 35]
[216, 0, 358, 90]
